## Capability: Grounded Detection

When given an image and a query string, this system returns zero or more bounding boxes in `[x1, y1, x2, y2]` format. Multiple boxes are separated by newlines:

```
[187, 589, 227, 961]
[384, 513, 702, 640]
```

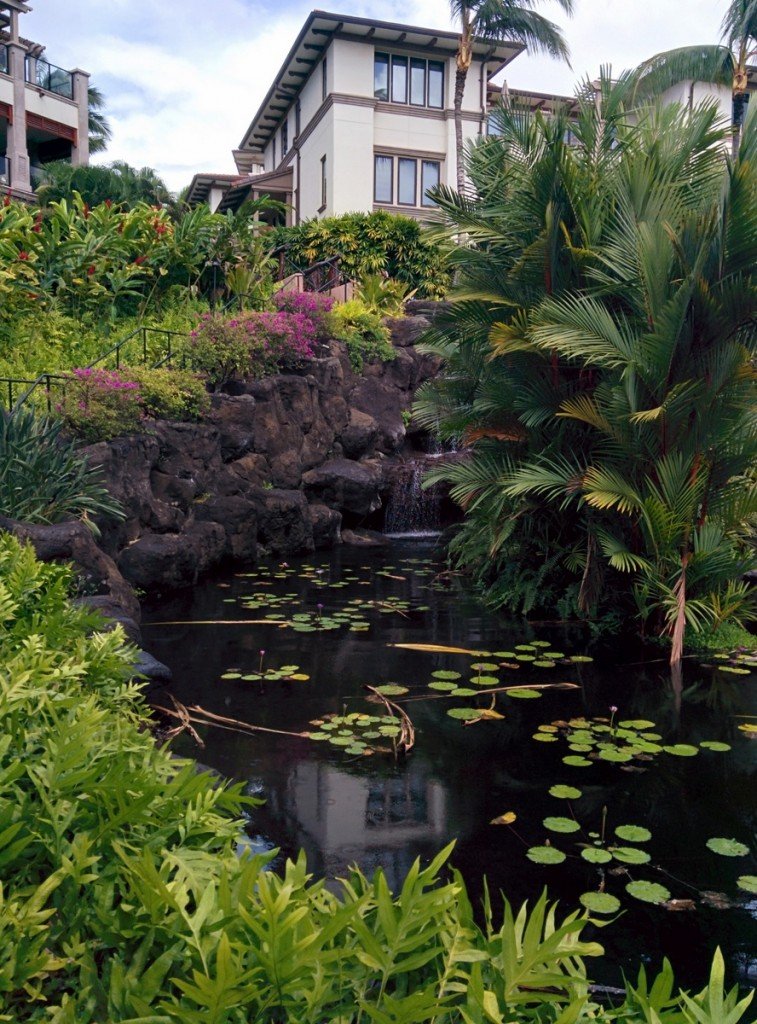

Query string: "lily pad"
[450, 687, 478, 697]
[374, 684, 409, 696]
[471, 675, 499, 687]
[569, 655, 594, 663]
[543, 816, 580, 834]
[581, 847, 613, 864]
[580, 891, 621, 915]
[615, 825, 652, 843]
[612, 847, 651, 865]
[706, 837, 750, 857]
[549, 785, 582, 800]
[533, 660, 556, 669]
[515, 644, 536, 652]
[663, 744, 699, 757]
[599, 749, 633, 763]
[429, 681, 458, 692]
[699, 741, 731, 752]
[526, 846, 566, 865]
[626, 880, 671, 905]
[563, 756, 592, 767]
[447, 707, 481, 721]
[432, 670, 462, 681]
[507, 688, 542, 699]
[533, 733, 558, 742]
[736, 875, 757, 894]
[471, 662, 499, 671]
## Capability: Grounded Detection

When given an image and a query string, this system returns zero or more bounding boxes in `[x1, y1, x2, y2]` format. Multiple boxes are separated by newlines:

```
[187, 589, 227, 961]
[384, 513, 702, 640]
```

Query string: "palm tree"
[632, 0, 757, 157]
[88, 84, 112, 155]
[450, 0, 574, 191]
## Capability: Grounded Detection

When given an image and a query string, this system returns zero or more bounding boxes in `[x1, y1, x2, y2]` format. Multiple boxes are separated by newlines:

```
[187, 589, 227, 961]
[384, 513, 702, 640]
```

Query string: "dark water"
[142, 540, 757, 989]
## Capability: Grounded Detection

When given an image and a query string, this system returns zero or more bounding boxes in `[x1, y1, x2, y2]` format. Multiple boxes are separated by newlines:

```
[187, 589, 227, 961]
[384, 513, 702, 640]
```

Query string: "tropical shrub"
[415, 84, 757, 669]
[330, 298, 395, 371]
[118, 365, 210, 421]
[272, 210, 450, 298]
[0, 534, 752, 1023]
[356, 271, 417, 315]
[56, 367, 144, 441]
[273, 288, 335, 337]
[0, 406, 123, 527]
[35, 159, 171, 209]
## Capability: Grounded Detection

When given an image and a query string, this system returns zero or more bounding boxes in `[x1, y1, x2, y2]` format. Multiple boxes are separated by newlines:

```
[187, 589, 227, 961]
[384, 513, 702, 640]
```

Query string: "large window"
[374, 52, 444, 109]
[374, 155, 393, 204]
[374, 154, 441, 208]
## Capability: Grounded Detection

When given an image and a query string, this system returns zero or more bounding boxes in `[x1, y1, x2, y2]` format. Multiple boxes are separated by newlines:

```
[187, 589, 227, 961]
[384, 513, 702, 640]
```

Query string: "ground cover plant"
[0, 533, 753, 1022]
[415, 80, 757, 672]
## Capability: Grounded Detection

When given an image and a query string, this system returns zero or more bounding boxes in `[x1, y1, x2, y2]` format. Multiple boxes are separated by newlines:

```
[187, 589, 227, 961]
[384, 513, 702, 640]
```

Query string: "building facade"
[188, 11, 527, 221]
[0, 0, 89, 200]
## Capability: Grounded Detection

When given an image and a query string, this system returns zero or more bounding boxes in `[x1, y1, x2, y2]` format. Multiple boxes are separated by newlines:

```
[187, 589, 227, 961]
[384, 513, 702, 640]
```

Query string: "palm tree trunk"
[454, 65, 468, 193]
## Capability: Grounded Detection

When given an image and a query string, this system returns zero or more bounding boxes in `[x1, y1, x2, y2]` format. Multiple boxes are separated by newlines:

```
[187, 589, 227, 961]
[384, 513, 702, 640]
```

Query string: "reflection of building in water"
[267, 758, 448, 883]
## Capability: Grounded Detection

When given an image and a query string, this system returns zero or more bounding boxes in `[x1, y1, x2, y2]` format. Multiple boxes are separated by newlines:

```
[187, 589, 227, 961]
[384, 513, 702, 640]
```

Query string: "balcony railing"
[25, 56, 73, 99]
[0, 43, 8, 75]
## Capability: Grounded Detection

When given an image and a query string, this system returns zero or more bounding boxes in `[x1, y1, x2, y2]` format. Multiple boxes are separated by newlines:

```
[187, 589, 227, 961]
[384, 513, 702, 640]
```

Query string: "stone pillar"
[71, 68, 90, 166]
[7, 40, 31, 193]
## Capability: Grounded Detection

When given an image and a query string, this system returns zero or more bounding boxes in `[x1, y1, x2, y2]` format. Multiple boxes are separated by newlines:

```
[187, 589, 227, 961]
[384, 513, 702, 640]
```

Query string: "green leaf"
[563, 756, 592, 767]
[663, 744, 699, 757]
[615, 825, 652, 843]
[598, 748, 633, 763]
[431, 670, 462, 680]
[428, 681, 457, 691]
[526, 846, 566, 865]
[447, 707, 480, 720]
[626, 881, 670, 904]
[736, 875, 757, 894]
[579, 891, 620, 914]
[581, 848, 612, 864]
[451, 687, 478, 697]
[543, 817, 580, 834]
[507, 688, 542, 699]
[374, 684, 408, 696]
[611, 847, 650, 865]
[699, 741, 731, 752]
[549, 785, 582, 799]
[706, 837, 749, 857]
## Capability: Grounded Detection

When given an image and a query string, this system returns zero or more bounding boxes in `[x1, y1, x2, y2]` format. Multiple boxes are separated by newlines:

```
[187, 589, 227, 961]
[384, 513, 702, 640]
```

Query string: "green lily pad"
[612, 847, 651, 865]
[447, 707, 481, 721]
[618, 720, 656, 729]
[221, 672, 242, 680]
[492, 651, 515, 658]
[563, 756, 592, 767]
[663, 744, 699, 757]
[329, 736, 353, 747]
[308, 732, 331, 741]
[615, 825, 652, 843]
[569, 655, 594, 663]
[507, 688, 542, 698]
[706, 838, 749, 857]
[533, 661, 556, 669]
[514, 655, 536, 662]
[471, 662, 499, 671]
[429, 681, 457, 692]
[549, 785, 582, 800]
[432, 670, 462, 680]
[581, 847, 613, 864]
[515, 644, 536, 652]
[451, 687, 478, 697]
[626, 881, 670, 905]
[533, 733, 558, 742]
[699, 741, 731, 752]
[472, 675, 499, 687]
[531, 641, 552, 647]
[736, 875, 757, 894]
[599, 748, 633, 763]
[580, 891, 621, 914]
[374, 685, 409, 696]
[543, 817, 580, 834]
[526, 846, 566, 865]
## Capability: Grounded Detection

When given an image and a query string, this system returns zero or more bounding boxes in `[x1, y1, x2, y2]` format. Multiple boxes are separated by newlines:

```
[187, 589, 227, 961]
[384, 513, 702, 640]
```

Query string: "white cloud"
[26, 0, 728, 192]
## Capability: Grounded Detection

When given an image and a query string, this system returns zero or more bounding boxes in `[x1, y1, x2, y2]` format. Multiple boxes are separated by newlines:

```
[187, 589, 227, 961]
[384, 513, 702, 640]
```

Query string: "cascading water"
[384, 459, 442, 538]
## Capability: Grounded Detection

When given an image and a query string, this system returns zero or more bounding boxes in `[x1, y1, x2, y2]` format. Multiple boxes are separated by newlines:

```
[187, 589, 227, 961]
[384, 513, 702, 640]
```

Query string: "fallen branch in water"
[143, 619, 290, 627]
[394, 681, 580, 703]
[364, 685, 415, 753]
[152, 702, 311, 743]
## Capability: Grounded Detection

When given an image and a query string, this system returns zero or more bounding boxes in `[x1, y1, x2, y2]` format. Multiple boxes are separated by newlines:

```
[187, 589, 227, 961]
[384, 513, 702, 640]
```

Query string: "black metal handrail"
[0, 372, 70, 413]
[87, 326, 188, 371]
[272, 244, 349, 294]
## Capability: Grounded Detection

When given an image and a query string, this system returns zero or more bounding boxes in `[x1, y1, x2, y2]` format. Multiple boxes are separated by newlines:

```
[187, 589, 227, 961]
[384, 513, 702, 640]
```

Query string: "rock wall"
[83, 311, 442, 595]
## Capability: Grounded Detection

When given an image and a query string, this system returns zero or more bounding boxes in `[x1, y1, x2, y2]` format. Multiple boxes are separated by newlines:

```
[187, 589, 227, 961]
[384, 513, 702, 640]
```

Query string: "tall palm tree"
[450, 0, 574, 191]
[632, 0, 757, 157]
[88, 84, 112, 155]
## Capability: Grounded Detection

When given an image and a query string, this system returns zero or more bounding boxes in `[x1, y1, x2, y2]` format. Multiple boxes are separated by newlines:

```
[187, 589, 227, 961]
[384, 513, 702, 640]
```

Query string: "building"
[187, 10, 540, 222]
[0, 0, 89, 200]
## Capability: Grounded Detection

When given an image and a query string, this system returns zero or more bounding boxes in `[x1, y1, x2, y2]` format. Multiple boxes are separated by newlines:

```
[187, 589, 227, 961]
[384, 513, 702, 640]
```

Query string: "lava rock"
[301, 458, 384, 516]
[307, 503, 342, 548]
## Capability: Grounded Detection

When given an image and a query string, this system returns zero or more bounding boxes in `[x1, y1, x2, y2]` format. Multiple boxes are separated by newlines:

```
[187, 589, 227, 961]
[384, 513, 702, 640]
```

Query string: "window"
[410, 58, 426, 106]
[374, 155, 441, 208]
[322, 56, 327, 101]
[374, 155, 393, 203]
[320, 155, 327, 209]
[374, 52, 389, 101]
[398, 158, 417, 205]
[421, 160, 440, 206]
[375, 52, 444, 109]
[281, 119, 288, 157]
[391, 56, 407, 104]
[427, 61, 444, 108]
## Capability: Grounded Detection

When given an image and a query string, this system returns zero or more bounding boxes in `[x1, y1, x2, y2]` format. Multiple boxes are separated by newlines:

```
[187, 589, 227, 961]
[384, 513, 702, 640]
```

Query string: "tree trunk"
[454, 65, 468, 193]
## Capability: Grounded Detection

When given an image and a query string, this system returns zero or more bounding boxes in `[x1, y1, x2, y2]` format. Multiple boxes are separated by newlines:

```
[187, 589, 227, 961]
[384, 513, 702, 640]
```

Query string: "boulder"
[118, 521, 226, 591]
[131, 649, 173, 683]
[349, 379, 405, 453]
[270, 450, 303, 489]
[301, 458, 383, 516]
[386, 315, 431, 348]
[208, 394, 257, 461]
[307, 503, 342, 549]
[228, 453, 270, 489]
[340, 408, 379, 459]
[194, 495, 258, 561]
[341, 528, 388, 547]
[249, 488, 314, 555]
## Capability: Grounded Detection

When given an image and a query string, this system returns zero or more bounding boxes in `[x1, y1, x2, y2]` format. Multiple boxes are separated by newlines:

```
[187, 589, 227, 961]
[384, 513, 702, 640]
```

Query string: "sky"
[26, 0, 727, 193]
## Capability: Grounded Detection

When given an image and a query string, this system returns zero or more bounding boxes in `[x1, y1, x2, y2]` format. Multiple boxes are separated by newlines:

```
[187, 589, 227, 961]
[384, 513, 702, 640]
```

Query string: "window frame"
[373, 52, 389, 102]
[427, 60, 444, 109]
[373, 154, 394, 204]
[374, 51, 445, 110]
[374, 154, 442, 209]
[409, 57, 426, 107]
[390, 55, 408, 104]
[420, 160, 441, 207]
[397, 157, 417, 206]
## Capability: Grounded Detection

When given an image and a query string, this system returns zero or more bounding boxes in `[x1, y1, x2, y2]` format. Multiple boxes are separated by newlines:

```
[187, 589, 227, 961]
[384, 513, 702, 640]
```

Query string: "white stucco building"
[188, 11, 531, 222]
[0, 0, 89, 200]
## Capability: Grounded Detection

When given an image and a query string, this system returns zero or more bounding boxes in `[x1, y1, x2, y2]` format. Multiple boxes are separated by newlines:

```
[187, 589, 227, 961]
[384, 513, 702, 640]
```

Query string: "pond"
[142, 539, 757, 989]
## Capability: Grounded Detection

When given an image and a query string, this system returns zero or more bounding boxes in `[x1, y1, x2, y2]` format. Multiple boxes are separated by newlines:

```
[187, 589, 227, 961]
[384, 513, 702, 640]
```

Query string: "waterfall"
[384, 459, 442, 538]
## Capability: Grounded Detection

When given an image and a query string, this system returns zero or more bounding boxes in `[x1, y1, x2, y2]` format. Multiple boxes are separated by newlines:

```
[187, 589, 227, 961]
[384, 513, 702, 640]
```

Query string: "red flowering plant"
[56, 368, 143, 442]
[273, 290, 335, 339]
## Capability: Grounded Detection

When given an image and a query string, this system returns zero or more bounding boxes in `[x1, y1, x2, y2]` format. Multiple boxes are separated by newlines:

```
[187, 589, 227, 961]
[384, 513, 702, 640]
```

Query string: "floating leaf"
[663, 744, 699, 757]
[507, 688, 542, 699]
[626, 881, 670, 905]
[580, 892, 620, 914]
[471, 662, 499, 671]
[346, 746, 366, 756]
[527, 846, 566, 865]
[429, 681, 457, 692]
[736, 875, 757, 894]
[492, 651, 516, 658]
[699, 741, 731, 752]
[447, 707, 481, 721]
[543, 817, 580, 834]
[471, 675, 499, 687]
[615, 825, 652, 843]
[612, 847, 650, 865]
[569, 655, 594, 663]
[221, 672, 242, 680]
[374, 685, 408, 696]
[308, 732, 331, 741]
[432, 670, 462, 681]
[514, 655, 536, 662]
[533, 733, 558, 742]
[490, 812, 517, 826]
[329, 736, 353, 747]
[451, 687, 478, 697]
[533, 661, 556, 669]
[619, 720, 656, 729]
[599, 749, 633, 763]
[581, 847, 612, 864]
[706, 837, 749, 857]
[378, 724, 401, 737]
[549, 785, 582, 799]
[563, 756, 592, 767]
[515, 644, 536, 652]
